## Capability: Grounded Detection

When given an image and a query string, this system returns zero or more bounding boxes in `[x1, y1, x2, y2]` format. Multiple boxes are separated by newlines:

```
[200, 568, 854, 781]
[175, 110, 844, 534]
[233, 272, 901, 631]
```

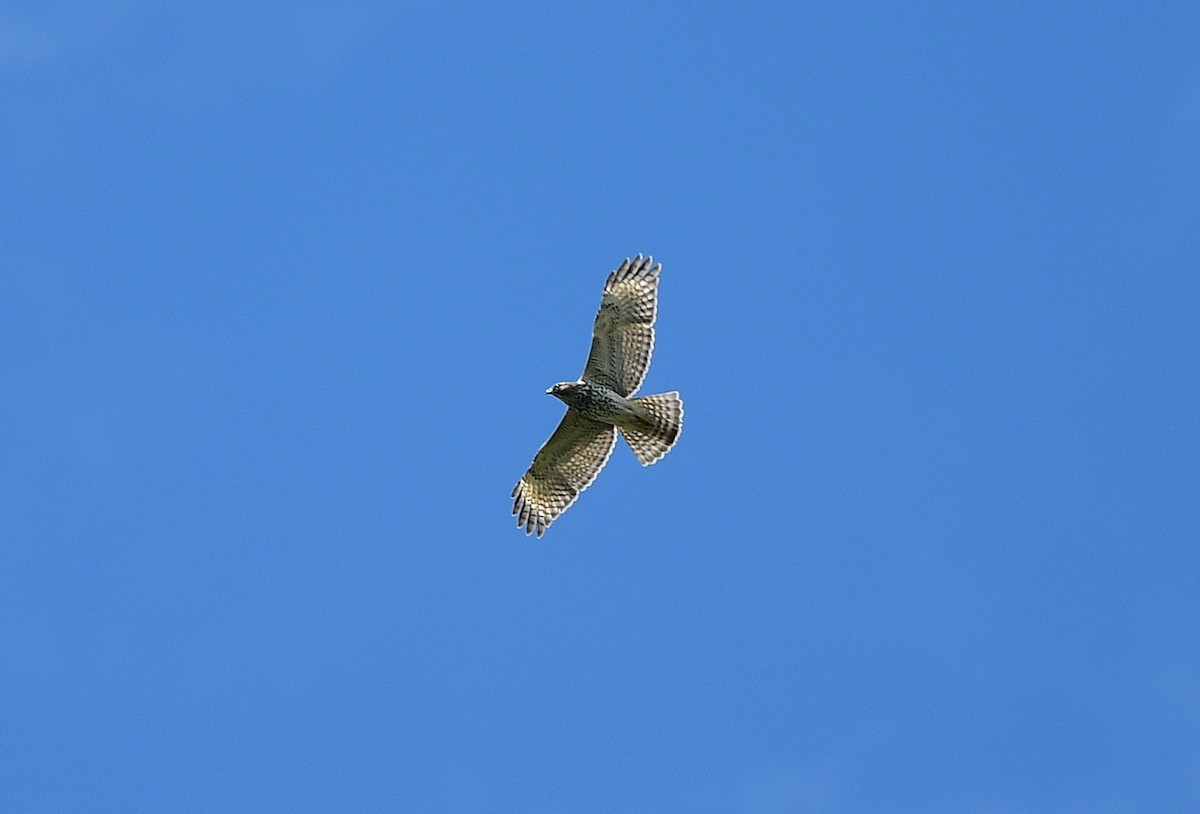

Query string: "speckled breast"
[566, 382, 635, 424]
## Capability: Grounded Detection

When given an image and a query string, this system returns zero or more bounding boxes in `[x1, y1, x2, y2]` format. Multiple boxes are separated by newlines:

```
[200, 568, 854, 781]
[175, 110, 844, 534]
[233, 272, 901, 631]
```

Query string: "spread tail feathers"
[620, 391, 684, 466]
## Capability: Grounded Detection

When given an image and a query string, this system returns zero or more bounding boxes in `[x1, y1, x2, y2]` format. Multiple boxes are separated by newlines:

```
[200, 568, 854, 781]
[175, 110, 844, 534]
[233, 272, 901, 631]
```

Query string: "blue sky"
[3, 2, 1199, 812]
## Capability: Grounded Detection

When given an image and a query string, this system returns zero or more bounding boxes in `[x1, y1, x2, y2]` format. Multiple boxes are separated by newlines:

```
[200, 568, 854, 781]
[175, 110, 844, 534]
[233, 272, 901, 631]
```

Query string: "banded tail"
[620, 391, 684, 466]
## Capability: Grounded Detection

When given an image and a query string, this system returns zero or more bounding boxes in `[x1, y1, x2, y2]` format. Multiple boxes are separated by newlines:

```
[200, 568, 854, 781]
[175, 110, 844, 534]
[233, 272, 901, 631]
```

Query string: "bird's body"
[512, 255, 683, 538]
[547, 381, 641, 425]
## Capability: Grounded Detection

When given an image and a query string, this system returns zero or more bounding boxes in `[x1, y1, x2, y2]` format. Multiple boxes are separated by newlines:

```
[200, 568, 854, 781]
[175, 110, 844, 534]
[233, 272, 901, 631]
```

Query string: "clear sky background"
[3, 3, 1199, 812]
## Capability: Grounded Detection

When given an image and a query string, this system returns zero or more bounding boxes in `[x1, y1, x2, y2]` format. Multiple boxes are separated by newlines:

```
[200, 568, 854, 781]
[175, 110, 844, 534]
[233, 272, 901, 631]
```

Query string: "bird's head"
[546, 381, 581, 403]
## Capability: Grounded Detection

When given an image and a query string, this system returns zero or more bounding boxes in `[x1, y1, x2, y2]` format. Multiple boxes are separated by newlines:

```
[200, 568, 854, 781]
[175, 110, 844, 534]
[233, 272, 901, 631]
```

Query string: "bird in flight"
[512, 254, 684, 538]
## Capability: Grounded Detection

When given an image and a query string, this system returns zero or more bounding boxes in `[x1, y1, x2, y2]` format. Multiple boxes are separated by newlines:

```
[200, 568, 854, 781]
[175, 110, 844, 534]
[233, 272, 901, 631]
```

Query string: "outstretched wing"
[512, 410, 618, 538]
[581, 254, 661, 397]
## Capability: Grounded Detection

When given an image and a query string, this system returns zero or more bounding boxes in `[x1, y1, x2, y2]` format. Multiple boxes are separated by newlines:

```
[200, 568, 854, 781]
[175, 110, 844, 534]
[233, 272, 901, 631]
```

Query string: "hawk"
[512, 254, 684, 537]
